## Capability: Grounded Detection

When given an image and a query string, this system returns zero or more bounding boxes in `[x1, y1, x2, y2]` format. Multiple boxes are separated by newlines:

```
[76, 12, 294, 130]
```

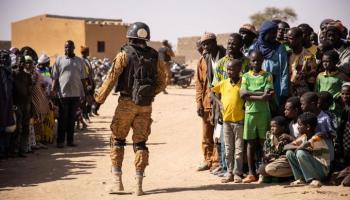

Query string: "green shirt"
[211, 55, 250, 86]
[315, 71, 344, 99]
[241, 70, 273, 113]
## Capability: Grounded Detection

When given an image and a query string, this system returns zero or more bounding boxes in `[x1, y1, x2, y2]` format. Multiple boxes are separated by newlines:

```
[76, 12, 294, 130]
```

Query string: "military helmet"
[126, 22, 150, 41]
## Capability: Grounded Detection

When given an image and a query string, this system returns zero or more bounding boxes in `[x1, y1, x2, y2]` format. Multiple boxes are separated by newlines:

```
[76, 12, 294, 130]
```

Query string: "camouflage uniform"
[95, 50, 166, 172]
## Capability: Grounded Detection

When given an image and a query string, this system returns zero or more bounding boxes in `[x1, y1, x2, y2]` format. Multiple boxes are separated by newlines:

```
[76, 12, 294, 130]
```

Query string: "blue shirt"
[316, 111, 336, 161]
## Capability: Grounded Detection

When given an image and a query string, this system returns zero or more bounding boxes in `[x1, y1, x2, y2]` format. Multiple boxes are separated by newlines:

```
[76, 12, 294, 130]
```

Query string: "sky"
[1, 0, 349, 48]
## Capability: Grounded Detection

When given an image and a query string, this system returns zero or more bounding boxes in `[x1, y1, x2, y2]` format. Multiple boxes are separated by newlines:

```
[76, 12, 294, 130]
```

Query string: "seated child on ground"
[300, 92, 336, 161]
[258, 116, 293, 182]
[285, 112, 331, 188]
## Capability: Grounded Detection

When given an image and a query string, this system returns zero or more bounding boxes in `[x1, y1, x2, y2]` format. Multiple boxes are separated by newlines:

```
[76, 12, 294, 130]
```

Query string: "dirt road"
[1, 87, 349, 200]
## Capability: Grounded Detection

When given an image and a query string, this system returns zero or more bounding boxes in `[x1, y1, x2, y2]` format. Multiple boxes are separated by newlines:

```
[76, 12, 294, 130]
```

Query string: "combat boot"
[108, 171, 124, 193]
[114, 172, 124, 191]
[135, 175, 144, 196]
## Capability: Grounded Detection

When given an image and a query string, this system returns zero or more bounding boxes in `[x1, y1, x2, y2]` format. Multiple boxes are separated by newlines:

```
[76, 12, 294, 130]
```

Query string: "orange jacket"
[195, 56, 212, 111]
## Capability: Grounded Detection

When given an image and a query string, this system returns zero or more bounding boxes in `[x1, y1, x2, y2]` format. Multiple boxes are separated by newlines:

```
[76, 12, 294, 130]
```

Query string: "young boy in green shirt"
[240, 50, 274, 183]
[211, 59, 245, 183]
[316, 50, 345, 118]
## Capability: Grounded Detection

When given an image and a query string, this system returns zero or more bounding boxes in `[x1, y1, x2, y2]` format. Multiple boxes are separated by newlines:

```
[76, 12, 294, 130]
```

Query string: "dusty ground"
[1, 86, 349, 200]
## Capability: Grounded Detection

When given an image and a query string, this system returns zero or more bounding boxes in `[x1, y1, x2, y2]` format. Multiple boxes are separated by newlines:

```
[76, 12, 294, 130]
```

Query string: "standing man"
[239, 24, 257, 56]
[80, 46, 95, 121]
[95, 22, 166, 196]
[195, 32, 226, 171]
[298, 24, 318, 57]
[51, 40, 88, 148]
[325, 21, 350, 79]
[158, 40, 175, 94]
[287, 27, 317, 95]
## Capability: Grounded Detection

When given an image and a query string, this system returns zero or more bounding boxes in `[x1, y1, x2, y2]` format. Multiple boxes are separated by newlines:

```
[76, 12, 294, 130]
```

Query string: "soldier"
[158, 40, 175, 94]
[95, 22, 166, 196]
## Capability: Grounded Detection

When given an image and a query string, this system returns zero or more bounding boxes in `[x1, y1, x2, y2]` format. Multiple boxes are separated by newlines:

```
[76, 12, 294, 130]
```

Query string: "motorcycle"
[170, 61, 195, 88]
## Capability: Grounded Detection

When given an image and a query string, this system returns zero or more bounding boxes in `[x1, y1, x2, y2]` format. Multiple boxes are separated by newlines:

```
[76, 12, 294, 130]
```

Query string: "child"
[315, 50, 346, 118]
[315, 40, 333, 74]
[300, 92, 335, 163]
[318, 91, 337, 131]
[284, 96, 302, 138]
[240, 50, 274, 183]
[286, 112, 331, 187]
[258, 116, 293, 182]
[335, 83, 350, 168]
[211, 59, 245, 183]
[330, 82, 350, 186]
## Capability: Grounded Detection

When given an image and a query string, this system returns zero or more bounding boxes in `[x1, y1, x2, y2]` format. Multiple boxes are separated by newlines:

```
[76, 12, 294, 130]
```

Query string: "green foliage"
[250, 7, 298, 29]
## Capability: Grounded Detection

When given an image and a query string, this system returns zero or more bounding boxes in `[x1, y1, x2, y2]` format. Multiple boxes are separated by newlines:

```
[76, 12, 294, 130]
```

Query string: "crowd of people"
[1, 17, 350, 193]
[0, 43, 112, 157]
[195, 19, 350, 187]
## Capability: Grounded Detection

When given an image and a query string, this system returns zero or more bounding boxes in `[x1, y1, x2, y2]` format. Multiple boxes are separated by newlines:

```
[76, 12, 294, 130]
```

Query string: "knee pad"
[133, 141, 148, 153]
[112, 138, 126, 148]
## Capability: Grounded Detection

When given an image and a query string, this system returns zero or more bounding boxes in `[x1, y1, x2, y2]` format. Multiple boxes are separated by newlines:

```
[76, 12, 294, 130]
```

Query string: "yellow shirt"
[212, 79, 244, 122]
[306, 44, 318, 57]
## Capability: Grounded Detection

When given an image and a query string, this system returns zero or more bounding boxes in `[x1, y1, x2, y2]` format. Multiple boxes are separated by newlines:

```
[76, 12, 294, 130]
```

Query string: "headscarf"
[253, 21, 279, 59]
[326, 21, 346, 35]
[320, 19, 334, 29]
[38, 54, 50, 64]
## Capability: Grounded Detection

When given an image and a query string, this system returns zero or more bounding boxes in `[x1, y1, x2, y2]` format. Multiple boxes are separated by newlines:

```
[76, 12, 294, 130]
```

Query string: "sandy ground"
[1, 86, 350, 200]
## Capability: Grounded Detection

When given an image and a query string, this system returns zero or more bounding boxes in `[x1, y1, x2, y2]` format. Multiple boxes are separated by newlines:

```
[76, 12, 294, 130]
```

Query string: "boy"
[300, 92, 335, 162]
[284, 96, 302, 138]
[258, 116, 293, 182]
[335, 83, 350, 168]
[240, 50, 274, 183]
[211, 33, 249, 177]
[316, 50, 346, 118]
[286, 112, 331, 188]
[211, 59, 245, 183]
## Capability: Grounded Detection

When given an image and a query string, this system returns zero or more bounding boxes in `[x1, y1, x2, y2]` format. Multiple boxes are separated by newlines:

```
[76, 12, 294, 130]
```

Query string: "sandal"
[221, 174, 234, 183]
[243, 175, 257, 183]
[290, 179, 306, 186]
[309, 180, 322, 188]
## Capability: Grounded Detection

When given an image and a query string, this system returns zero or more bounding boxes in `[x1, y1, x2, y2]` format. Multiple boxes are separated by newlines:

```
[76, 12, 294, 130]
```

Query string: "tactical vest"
[116, 45, 158, 106]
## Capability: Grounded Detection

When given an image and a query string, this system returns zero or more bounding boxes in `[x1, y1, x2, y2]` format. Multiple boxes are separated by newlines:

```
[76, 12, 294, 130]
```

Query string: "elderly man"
[195, 32, 226, 172]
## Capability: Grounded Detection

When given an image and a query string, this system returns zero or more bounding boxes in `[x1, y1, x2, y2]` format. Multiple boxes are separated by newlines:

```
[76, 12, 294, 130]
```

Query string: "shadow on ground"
[0, 119, 109, 190]
[145, 183, 273, 195]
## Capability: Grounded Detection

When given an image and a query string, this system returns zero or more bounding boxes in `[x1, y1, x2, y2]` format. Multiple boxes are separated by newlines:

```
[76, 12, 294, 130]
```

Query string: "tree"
[250, 7, 297, 29]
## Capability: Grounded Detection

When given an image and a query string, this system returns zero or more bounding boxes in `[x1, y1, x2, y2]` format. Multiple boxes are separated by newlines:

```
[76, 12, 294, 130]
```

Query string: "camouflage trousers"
[110, 96, 152, 172]
[163, 62, 172, 85]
